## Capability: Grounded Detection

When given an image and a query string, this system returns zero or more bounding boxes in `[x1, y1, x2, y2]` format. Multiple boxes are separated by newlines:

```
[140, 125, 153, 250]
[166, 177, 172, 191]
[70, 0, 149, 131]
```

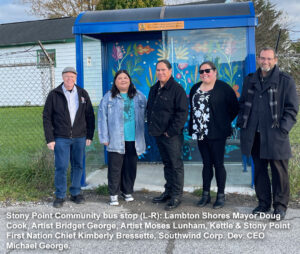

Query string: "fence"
[0, 47, 104, 172]
[0, 49, 299, 170]
[0, 48, 54, 166]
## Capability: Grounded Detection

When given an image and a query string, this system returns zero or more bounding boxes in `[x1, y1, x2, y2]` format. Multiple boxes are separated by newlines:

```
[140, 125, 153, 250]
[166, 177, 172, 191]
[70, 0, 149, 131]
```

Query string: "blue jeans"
[54, 137, 86, 199]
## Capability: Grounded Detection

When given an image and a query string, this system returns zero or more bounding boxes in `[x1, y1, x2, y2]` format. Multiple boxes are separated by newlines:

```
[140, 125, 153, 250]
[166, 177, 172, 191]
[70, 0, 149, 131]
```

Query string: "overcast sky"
[0, 0, 299, 40]
[270, 0, 300, 41]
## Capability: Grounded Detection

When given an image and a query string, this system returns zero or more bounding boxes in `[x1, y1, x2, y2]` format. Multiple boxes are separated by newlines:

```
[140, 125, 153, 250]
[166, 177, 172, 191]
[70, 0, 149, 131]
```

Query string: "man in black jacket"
[43, 67, 95, 208]
[147, 59, 188, 210]
[237, 48, 299, 220]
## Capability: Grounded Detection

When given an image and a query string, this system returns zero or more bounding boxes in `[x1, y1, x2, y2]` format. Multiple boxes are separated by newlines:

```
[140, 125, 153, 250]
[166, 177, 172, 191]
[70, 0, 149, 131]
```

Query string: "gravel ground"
[1, 191, 300, 254]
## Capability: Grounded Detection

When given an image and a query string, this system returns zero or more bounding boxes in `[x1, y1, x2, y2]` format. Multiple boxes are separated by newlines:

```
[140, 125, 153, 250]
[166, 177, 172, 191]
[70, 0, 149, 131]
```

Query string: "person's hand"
[47, 142, 55, 150]
[164, 132, 170, 138]
[86, 139, 92, 146]
[103, 142, 109, 146]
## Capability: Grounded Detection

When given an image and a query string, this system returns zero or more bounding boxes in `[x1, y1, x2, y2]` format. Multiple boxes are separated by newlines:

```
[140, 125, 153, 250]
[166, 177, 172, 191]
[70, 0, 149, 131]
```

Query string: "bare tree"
[235, 0, 299, 92]
[96, 0, 163, 10]
[21, 0, 99, 18]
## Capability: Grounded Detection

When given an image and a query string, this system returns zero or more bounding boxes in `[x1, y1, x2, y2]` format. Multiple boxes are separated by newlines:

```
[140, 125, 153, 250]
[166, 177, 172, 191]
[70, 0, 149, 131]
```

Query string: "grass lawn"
[0, 105, 299, 166]
[0, 106, 104, 200]
[0, 106, 104, 168]
[290, 108, 300, 145]
[0, 105, 299, 168]
[0, 106, 299, 201]
[0, 107, 45, 165]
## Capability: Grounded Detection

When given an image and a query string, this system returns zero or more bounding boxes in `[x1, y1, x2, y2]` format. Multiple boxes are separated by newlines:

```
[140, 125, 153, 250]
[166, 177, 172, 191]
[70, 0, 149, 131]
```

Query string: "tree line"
[21, 0, 300, 91]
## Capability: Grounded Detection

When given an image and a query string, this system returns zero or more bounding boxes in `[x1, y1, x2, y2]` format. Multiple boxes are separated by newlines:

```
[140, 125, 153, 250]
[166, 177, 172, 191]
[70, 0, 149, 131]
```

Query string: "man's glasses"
[199, 68, 215, 74]
[259, 57, 274, 61]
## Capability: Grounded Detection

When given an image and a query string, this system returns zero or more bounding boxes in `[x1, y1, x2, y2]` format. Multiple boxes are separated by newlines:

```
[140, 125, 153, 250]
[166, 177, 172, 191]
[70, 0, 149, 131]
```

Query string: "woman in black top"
[189, 61, 239, 209]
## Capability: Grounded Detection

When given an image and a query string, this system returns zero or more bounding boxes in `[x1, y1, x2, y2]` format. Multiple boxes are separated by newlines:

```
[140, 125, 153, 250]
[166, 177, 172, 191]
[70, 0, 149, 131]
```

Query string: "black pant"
[155, 134, 184, 199]
[197, 138, 226, 194]
[107, 142, 137, 195]
[251, 133, 289, 211]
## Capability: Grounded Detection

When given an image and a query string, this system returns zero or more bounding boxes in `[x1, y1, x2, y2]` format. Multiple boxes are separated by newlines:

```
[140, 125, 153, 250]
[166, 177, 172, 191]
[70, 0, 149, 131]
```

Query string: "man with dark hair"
[147, 59, 189, 210]
[43, 67, 95, 208]
[237, 48, 299, 220]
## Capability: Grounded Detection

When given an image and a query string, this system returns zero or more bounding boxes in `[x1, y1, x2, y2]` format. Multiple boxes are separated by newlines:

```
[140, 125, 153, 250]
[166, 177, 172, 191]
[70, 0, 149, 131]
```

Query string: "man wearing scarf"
[237, 47, 299, 220]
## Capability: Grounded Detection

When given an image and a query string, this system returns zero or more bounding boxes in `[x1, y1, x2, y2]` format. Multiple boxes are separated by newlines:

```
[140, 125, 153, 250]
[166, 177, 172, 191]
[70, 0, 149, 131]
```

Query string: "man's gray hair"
[259, 47, 278, 58]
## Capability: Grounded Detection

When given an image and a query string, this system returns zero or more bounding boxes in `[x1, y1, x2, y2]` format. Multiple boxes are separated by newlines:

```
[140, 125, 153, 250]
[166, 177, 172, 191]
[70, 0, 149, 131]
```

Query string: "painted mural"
[105, 27, 247, 162]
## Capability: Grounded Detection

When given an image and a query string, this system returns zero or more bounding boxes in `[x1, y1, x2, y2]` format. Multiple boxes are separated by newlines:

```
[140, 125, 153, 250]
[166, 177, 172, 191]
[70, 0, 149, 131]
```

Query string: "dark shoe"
[213, 193, 225, 209]
[152, 193, 171, 203]
[252, 206, 271, 215]
[53, 198, 65, 208]
[165, 198, 181, 211]
[273, 208, 286, 220]
[197, 191, 211, 207]
[70, 194, 85, 204]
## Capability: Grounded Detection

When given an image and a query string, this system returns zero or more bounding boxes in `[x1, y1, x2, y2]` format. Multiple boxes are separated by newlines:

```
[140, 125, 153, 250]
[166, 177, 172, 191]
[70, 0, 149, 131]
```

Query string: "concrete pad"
[83, 163, 255, 195]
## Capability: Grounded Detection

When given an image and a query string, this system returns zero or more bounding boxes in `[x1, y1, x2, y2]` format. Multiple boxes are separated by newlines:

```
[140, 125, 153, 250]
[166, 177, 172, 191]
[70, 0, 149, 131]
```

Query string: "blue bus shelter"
[74, 2, 257, 163]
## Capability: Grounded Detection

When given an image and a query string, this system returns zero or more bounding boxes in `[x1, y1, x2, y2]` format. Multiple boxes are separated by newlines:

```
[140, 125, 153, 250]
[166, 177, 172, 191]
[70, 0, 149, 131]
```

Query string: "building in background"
[0, 0, 251, 164]
[0, 17, 101, 106]
[0, 0, 226, 107]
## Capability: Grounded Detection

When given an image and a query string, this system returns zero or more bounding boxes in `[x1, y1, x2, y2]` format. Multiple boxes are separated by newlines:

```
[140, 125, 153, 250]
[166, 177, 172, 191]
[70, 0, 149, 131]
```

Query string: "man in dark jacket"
[43, 67, 95, 208]
[237, 47, 299, 220]
[147, 59, 189, 210]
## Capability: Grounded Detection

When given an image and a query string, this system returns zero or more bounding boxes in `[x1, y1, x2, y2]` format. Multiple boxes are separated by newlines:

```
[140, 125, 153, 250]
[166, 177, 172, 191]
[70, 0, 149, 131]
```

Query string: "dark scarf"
[241, 68, 279, 129]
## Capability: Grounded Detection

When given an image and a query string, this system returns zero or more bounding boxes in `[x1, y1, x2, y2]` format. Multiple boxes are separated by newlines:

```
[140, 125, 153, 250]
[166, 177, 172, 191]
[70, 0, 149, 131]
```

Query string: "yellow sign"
[138, 21, 184, 31]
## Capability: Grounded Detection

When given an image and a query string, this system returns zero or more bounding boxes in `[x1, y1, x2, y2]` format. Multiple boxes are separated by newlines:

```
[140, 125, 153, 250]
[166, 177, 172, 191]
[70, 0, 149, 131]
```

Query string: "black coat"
[147, 76, 188, 137]
[43, 83, 95, 143]
[189, 79, 239, 140]
[237, 66, 299, 159]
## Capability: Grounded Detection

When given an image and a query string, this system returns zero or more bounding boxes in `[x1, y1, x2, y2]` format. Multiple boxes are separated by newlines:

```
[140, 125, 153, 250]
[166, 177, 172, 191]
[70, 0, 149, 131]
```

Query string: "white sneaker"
[109, 195, 119, 206]
[122, 193, 134, 202]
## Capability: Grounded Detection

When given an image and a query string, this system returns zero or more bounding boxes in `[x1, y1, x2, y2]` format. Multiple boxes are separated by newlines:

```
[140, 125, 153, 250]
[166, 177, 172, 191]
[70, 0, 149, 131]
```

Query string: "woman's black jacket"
[188, 79, 239, 140]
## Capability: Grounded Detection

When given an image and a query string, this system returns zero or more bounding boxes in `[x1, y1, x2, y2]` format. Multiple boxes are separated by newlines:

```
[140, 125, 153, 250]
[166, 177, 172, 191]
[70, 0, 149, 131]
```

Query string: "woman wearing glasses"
[189, 61, 239, 209]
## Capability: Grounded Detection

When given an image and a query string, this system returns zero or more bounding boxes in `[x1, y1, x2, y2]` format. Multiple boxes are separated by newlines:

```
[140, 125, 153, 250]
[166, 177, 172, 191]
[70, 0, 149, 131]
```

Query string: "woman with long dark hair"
[98, 70, 146, 205]
[189, 61, 239, 209]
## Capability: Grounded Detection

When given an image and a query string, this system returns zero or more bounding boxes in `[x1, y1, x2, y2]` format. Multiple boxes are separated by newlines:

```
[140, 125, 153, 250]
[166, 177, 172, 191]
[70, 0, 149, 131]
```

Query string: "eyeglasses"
[199, 68, 215, 74]
[259, 57, 274, 61]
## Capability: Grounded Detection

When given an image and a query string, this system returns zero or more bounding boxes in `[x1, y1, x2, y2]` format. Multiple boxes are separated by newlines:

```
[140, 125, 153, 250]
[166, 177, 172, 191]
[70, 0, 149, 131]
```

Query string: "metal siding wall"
[83, 39, 102, 105]
[0, 42, 77, 106]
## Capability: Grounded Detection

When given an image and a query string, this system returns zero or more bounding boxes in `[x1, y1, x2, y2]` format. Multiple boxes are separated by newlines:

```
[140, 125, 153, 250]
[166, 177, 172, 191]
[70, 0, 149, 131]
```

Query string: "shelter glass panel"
[104, 27, 247, 162]
[166, 27, 247, 161]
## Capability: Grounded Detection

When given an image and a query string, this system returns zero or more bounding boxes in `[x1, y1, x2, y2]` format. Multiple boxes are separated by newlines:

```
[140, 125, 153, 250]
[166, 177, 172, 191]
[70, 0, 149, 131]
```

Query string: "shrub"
[95, 184, 109, 196]
[289, 145, 300, 199]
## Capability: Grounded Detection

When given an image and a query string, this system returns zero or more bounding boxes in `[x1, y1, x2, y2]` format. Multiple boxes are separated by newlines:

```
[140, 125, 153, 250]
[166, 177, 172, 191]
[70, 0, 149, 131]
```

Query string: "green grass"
[95, 184, 109, 196]
[0, 106, 53, 200]
[0, 106, 104, 201]
[0, 106, 299, 201]
[289, 108, 300, 199]
[290, 108, 300, 145]
[0, 148, 54, 201]
[0, 106, 44, 165]
[193, 188, 217, 198]
[289, 145, 300, 198]
[0, 106, 104, 168]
